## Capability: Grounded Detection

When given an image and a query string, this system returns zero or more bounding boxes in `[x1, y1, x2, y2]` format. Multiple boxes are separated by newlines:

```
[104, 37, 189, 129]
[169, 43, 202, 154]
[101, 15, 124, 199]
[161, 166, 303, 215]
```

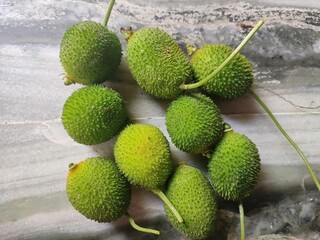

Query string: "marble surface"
[1, 0, 320, 239]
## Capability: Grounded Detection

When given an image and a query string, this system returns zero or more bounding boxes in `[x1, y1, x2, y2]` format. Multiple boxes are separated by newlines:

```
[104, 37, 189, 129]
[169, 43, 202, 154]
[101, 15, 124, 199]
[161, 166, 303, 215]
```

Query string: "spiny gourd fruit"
[123, 27, 193, 99]
[114, 123, 172, 190]
[208, 130, 261, 201]
[60, 21, 122, 85]
[164, 164, 217, 240]
[61, 85, 127, 145]
[190, 44, 254, 100]
[166, 93, 224, 154]
[66, 157, 131, 223]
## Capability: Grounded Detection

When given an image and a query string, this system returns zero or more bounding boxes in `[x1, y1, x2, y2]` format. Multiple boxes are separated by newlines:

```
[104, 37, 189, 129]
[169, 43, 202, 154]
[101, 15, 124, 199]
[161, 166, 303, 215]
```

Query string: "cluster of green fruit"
[60, 22, 261, 240]
[58, 1, 319, 239]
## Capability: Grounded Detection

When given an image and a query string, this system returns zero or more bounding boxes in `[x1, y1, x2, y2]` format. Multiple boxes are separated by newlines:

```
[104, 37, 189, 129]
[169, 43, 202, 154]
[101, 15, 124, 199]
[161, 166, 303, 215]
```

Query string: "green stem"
[152, 188, 183, 223]
[126, 213, 160, 235]
[249, 89, 320, 191]
[180, 19, 264, 90]
[103, 0, 116, 27]
[239, 202, 245, 240]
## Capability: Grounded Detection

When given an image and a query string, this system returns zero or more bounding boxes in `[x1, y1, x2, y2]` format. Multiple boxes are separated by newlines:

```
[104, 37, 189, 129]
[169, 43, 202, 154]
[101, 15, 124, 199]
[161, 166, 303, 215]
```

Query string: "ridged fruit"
[165, 164, 217, 239]
[208, 130, 261, 201]
[114, 123, 172, 190]
[60, 21, 122, 85]
[191, 44, 253, 100]
[166, 93, 224, 154]
[66, 157, 131, 222]
[124, 27, 192, 99]
[61, 85, 127, 145]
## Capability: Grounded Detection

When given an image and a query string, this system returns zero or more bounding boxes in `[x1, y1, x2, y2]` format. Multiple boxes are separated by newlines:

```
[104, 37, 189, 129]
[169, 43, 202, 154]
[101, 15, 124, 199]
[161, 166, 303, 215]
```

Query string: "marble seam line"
[1, 111, 320, 126]
[1, 1, 319, 30]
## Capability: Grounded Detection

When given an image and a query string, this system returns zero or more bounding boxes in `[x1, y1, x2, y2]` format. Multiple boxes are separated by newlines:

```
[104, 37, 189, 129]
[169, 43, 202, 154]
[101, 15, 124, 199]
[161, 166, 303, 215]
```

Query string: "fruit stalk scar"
[223, 122, 233, 132]
[120, 27, 134, 42]
[151, 188, 184, 223]
[61, 73, 76, 86]
[126, 213, 160, 235]
[68, 163, 76, 170]
[180, 19, 264, 90]
[103, 0, 116, 27]
[249, 89, 320, 191]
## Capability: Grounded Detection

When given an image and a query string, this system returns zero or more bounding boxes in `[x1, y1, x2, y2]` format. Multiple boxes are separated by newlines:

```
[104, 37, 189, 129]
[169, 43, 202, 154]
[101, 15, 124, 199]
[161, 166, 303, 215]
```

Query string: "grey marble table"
[1, 0, 320, 239]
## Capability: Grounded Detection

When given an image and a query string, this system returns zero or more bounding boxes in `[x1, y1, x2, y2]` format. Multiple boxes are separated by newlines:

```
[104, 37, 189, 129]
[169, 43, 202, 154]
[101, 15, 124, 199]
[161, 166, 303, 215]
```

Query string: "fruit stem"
[180, 19, 264, 90]
[126, 213, 160, 235]
[151, 188, 184, 223]
[103, 0, 116, 27]
[249, 89, 320, 191]
[239, 202, 245, 240]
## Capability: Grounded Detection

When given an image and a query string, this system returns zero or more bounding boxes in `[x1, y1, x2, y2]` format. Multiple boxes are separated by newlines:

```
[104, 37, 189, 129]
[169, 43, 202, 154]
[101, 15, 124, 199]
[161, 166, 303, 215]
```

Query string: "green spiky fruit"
[61, 85, 127, 145]
[124, 27, 193, 99]
[114, 124, 172, 190]
[66, 157, 131, 223]
[208, 130, 261, 201]
[165, 164, 217, 240]
[191, 44, 253, 100]
[166, 93, 224, 154]
[60, 21, 122, 85]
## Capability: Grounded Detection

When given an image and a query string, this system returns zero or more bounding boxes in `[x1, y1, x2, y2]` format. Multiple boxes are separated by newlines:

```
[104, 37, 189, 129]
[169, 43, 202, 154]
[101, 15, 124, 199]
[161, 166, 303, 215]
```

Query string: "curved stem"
[126, 213, 160, 235]
[152, 188, 183, 223]
[103, 0, 116, 27]
[249, 89, 320, 191]
[239, 202, 245, 240]
[180, 19, 264, 90]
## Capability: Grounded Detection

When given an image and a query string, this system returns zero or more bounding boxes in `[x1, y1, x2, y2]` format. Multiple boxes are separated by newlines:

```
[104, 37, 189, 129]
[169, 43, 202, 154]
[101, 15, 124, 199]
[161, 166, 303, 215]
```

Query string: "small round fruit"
[66, 157, 131, 222]
[124, 27, 193, 99]
[114, 124, 172, 190]
[191, 44, 253, 100]
[166, 93, 224, 154]
[61, 85, 127, 145]
[208, 130, 261, 201]
[165, 164, 217, 239]
[60, 21, 122, 85]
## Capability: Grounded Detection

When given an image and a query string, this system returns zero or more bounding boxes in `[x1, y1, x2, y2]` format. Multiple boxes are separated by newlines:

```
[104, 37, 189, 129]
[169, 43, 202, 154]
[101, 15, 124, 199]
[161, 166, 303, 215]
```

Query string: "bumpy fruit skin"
[62, 85, 127, 145]
[208, 131, 261, 201]
[126, 28, 193, 99]
[66, 157, 131, 223]
[191, 44, 254, 100]
[60, 21, 122, 85]
[114, 124, 172, 190]
[166, 93, 224, 154]
[165, 164, 217, 240]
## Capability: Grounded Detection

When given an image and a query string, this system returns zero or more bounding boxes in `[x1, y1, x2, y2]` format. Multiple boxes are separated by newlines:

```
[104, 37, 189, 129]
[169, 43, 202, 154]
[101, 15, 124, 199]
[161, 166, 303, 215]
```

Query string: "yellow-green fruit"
[191, 44, 253, 100]
[66, 157, 131, 223]
[60, 21, 122, 85]
[166, 93, 224, 154]
[165, 164, 217, 240]
[62, 85, 127, 145]
[208, 131, 261, 201]
[125, 27, 193, 99]
[114, 124, 172, 190]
